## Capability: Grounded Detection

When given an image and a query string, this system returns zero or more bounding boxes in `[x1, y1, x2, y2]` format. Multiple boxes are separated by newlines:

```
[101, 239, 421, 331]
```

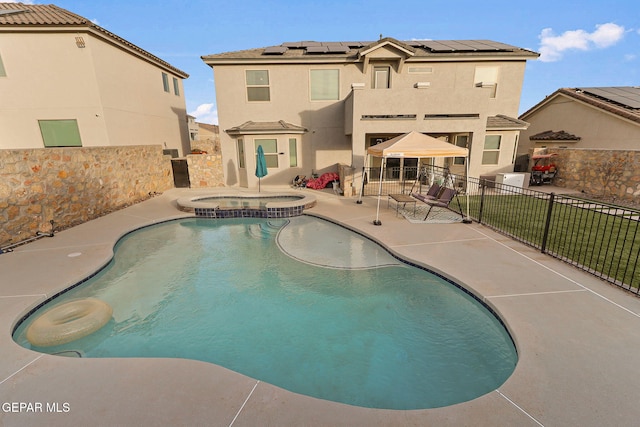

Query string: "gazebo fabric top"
[367, 131, 468, 158]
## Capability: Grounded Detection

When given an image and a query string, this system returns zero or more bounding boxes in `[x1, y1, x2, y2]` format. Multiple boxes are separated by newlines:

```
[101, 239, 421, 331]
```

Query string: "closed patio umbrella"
[255, 145, 268, 192]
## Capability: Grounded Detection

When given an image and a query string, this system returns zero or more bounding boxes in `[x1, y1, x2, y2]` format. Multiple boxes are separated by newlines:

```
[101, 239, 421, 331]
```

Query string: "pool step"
[247, 220, 287, 239]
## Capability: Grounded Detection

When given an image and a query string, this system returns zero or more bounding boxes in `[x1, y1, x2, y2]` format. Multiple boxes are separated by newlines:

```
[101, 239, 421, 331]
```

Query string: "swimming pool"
[13, 216, 517, 410]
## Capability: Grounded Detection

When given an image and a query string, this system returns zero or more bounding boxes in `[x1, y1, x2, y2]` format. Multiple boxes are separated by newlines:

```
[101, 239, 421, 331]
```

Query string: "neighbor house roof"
[202, 38, 539, 65]
[225, 120, 307, 135]
[0, 2, 188, 78]
[520, 87, 640, 125]
[530, 130, 581, 141]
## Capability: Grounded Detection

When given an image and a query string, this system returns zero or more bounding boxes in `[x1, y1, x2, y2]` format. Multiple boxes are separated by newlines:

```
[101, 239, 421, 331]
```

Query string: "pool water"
[13, 217, 517, 410]
[199, 195, 301, 208]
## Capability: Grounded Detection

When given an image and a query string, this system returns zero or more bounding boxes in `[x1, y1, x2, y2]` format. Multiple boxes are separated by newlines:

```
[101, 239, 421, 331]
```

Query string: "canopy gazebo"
[356, 131, 470, 225]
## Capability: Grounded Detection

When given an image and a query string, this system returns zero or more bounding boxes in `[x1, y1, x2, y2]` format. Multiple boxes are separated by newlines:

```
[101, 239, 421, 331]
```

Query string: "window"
[482, 135, 501, 164]
[372, 66, 390, 89]
[246, 70, 270, 101]
[310, 69, 339, 100]
[454, 135, 469, 165]
[289, 138, 298, 167]
[38, 120, 82, 147]
[255, 139, 278, 168]
[0, 52, 6, 77]
[237, 139, 246, 168]
[162, 72, 170, 92]
[474, 66, 498, 98]
[173, 77, 180, 96]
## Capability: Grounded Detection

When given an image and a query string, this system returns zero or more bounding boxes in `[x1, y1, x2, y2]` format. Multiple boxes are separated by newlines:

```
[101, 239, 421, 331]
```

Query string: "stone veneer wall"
[0, 145, 173, 247]
[547, 148, 640, 201]
[186, 153, 225, 188]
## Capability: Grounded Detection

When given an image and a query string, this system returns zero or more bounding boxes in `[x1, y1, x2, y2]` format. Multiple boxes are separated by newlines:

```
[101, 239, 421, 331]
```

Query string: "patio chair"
[419, 187, 463, 220]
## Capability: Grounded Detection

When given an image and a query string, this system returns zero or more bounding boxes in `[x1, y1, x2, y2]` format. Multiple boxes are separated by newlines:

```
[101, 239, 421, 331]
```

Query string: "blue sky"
[6, 0, 640, 124]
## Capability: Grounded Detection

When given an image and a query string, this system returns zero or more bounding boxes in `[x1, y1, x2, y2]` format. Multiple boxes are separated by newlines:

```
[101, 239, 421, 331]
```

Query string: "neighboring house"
[518, 87, 640, 153]
[0, 3, 190, 154]
[202, 38, 538, 189]
[187, 115, 199, 143]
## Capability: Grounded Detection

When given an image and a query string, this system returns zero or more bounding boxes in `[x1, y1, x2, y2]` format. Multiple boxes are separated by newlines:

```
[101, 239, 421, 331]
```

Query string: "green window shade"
[484, 135, 501, 150]
[173, 77, 180, 96]
[246, 70, 270, 101]
[237, 139, 246, 168]
[482, 135, 501, 165]
[0, 53, 6, 77]
[255, 139, 278, 168]
[289, 138, 298, 167]
[162, 73, 170, 92]
[246, 70, 269, 85]
[247, 87, 270, 101]
[39, 120, 82, 147]
[310, 69, 339, 100]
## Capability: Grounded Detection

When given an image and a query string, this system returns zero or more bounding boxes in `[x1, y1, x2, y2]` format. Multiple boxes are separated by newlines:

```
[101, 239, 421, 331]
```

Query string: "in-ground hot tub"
[177, 192, 316, 219]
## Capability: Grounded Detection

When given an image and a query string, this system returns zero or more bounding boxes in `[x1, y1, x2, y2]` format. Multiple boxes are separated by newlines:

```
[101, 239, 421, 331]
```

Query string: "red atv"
[530, 154, 558, 186]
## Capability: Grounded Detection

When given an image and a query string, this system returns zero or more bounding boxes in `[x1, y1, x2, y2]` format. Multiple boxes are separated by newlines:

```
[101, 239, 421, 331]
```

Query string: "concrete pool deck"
[2, 186, 640, 426]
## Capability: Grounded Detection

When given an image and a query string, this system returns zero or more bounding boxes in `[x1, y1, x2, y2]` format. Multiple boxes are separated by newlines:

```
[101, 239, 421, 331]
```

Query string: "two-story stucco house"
[0, 3, 190, 154]
[202, 38, 538, 189]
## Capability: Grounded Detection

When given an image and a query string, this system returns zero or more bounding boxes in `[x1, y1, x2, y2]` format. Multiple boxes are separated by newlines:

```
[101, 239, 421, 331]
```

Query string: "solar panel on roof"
[263, 46, 287, 55]
[305, 46, 328, 53]
[420, 39, 515, 52]
[579, 87, 640, 109]
[327, 45, 350, 53]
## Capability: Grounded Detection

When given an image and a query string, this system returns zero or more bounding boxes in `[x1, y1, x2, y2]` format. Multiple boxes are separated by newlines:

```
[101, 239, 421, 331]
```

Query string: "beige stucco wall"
[0, 146, 174, 248]
[212, 56, 528, 188]
[519, 94, 640, 154]
[0, 31, 189, 154]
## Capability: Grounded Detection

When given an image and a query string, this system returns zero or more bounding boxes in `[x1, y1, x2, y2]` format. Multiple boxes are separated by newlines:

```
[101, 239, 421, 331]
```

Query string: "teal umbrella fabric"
[255, 145, 268, 191]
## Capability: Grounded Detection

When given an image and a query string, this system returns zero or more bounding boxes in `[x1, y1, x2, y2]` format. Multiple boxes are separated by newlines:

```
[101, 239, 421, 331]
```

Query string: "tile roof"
[202, 38, 539, 63]
[225, 121, 307, 135]
[486, 115, 529, 130]
[520, 87, 640, 125]
[530, 130, 581, 141]
[0, 2, 188, 78]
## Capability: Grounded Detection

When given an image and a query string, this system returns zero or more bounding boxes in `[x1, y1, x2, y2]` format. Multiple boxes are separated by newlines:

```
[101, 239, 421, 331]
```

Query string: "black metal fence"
[361, 165, 640, 294]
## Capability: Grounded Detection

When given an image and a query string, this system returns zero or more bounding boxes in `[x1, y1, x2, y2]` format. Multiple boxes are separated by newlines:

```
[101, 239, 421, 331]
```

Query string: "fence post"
[478, 182, 486, 224]
[541, 192, 555, 254]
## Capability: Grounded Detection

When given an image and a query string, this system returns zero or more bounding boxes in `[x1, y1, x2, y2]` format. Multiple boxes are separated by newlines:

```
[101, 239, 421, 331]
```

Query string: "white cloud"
[624, 53, 637, 61]
[189, 103, 218, 125]
[538, 23, 625, 62]
[0, 0, 35, 3]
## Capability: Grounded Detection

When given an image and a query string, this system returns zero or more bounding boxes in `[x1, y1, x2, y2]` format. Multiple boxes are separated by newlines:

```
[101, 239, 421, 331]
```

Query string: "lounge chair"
[418, 187, 462, 220]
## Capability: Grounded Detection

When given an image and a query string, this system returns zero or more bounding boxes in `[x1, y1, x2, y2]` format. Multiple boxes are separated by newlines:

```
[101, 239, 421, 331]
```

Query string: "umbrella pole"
[356, 155, 368, 204]
[374, 157, 385, 225]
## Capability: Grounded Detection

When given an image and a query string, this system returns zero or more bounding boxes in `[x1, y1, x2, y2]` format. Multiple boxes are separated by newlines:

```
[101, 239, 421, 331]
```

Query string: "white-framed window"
[246, 70, 270, 102]
[372, 66, 390, 89]
[289, 138, 298, 167]
[173, 77, 180, 96]
[454, 135, 469, 165]
[39, 119, 82, 147]
[310, 69, 339, 101]
[474, 66, 498, 98]
[237, 139, 246, 168]
[162, 72, 170, 92]
[0, 52, 6, 77]
[255, 139, 278, 167]
[482, 135, 501, 165]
